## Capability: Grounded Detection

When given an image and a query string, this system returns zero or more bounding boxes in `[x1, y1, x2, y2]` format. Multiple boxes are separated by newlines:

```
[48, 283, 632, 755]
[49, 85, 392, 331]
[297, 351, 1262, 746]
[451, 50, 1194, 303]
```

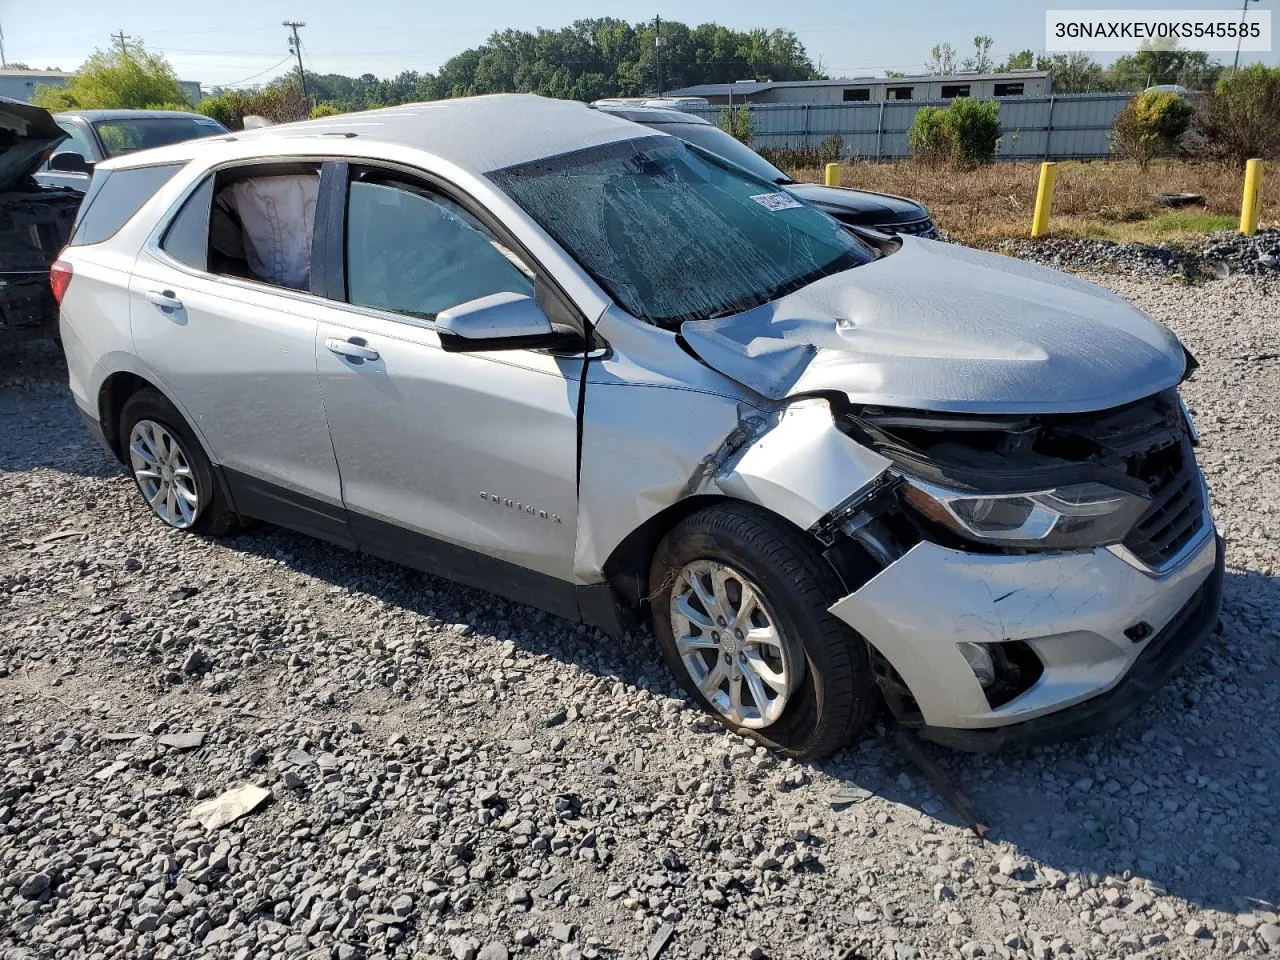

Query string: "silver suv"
[56, 95, 1222, 758]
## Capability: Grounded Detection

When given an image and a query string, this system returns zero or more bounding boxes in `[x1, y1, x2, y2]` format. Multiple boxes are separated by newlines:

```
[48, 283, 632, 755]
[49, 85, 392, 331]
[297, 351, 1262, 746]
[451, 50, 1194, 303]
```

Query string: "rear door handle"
[145, 290, 183, 310]
[324, 337, 380, 362]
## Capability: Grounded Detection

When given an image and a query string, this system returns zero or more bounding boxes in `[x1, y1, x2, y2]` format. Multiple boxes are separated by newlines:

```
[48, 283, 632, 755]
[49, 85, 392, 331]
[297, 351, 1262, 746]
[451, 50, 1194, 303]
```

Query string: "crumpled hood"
[785, 182, 928, 226]
[680, 239, 1187, 414]
[0, 97, 67, 192]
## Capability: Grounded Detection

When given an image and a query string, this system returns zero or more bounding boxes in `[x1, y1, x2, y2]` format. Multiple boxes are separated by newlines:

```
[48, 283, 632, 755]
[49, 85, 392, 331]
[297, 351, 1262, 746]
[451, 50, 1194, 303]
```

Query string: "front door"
[312, 168, 582, 612]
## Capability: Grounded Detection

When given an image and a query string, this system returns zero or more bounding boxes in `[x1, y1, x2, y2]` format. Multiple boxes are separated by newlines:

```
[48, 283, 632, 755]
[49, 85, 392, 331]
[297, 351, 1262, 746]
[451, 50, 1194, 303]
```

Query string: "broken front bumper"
[829, 521, 1222, 751]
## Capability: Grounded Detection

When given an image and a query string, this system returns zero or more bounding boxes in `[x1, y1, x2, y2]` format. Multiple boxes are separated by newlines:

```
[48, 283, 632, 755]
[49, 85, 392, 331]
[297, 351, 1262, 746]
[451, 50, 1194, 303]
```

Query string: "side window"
[206, 164, 321, 289]
[47, 121, 93, 166]
[344, 176, 534, 320]
[160, 176, 214, 270]
[69, 163, 184, 246]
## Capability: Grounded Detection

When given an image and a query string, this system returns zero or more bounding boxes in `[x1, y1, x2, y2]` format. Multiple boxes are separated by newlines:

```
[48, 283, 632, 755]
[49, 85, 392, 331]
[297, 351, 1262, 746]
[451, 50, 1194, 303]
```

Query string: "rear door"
[128, 163, 349, 545]
[310, 164, 584, 609]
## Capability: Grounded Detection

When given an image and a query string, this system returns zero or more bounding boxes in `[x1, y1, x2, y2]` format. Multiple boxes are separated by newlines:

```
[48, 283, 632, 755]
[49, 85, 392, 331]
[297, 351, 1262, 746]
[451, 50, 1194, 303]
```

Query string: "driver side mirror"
[436, 292, 582, 353]
[49, 152, 92, 174]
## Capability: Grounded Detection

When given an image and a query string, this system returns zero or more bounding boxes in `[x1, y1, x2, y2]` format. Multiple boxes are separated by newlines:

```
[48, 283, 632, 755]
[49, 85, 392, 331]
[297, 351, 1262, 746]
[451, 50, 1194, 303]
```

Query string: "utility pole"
[283, 21, 308, 103]
[111, 30, 132, 55]
[654, 15, 663, 98]
[1233, 0, 1260, 73]
[1, 20, 7, 69]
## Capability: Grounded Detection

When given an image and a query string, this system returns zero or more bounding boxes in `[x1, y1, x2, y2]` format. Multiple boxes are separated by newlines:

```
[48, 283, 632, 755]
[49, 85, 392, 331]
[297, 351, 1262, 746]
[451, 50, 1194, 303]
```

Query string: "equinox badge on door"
[479, 491, 563, 523]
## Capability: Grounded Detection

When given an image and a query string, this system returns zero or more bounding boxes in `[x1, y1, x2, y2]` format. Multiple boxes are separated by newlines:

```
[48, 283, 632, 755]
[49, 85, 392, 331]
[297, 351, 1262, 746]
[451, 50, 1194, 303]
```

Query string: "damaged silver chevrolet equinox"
[57, 95, 1223, 757]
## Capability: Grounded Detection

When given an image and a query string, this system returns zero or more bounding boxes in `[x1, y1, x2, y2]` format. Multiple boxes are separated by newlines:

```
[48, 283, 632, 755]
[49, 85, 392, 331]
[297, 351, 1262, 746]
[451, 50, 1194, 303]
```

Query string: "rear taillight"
[50, 260, 73, 305]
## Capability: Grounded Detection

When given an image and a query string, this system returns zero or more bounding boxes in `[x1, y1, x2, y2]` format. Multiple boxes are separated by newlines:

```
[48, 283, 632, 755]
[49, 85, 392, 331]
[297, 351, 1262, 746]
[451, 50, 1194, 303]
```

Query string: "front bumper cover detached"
[829, 517, 1223, 752]
[917, 538, 1224, 751]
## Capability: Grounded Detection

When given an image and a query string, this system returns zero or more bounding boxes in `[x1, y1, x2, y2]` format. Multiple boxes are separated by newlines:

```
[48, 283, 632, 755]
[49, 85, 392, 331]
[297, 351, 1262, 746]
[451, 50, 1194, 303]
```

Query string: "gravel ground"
[2, 265, 1278, 960]
[996, 228, 1280, 281]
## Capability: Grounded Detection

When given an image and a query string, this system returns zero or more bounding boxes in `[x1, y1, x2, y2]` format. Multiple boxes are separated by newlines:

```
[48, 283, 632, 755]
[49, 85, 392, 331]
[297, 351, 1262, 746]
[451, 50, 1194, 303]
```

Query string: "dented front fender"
[714, 399, 892, 532]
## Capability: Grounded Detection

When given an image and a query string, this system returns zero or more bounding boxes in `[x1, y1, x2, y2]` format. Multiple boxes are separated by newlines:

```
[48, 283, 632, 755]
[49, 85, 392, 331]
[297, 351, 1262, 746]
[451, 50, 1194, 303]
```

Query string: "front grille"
[1123, 448, 1207, 568]
[895, 218, 938, 238]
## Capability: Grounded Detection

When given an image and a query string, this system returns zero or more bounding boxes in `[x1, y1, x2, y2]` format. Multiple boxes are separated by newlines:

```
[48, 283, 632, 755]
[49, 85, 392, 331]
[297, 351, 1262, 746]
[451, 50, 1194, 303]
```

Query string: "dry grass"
[788, 159, 1278, 246]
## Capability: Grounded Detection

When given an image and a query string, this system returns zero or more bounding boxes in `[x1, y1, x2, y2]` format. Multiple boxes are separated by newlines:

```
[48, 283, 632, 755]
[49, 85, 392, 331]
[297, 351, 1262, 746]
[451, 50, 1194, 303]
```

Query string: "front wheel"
[649, 503, 877, 759]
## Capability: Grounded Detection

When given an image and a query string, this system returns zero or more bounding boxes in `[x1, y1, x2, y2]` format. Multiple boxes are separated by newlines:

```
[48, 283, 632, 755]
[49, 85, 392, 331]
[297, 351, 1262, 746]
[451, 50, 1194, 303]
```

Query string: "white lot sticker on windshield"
[751, 192, 803, 212]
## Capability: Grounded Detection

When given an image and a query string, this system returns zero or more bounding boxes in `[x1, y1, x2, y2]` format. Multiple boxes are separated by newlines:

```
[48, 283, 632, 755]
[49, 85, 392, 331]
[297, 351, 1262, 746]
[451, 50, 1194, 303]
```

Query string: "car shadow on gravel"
[0, 340, 122, 479]
[813, 567, 1279, 917]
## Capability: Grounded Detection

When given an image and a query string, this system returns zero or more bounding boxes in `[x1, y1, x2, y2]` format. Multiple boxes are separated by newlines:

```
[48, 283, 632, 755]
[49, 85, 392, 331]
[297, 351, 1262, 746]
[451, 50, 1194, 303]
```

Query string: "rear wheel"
[119, 389, 239, 537]
[649, 503, 877, 759]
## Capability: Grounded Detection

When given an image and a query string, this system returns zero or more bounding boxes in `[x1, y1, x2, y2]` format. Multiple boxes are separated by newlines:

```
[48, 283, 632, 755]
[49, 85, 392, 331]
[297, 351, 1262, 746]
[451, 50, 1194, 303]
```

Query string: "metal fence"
[680, 93, 1136, 161]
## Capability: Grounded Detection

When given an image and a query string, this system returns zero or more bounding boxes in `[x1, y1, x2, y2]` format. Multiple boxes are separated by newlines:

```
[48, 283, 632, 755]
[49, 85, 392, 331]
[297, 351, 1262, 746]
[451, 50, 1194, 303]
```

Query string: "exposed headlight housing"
[900, 478, 1150, 550]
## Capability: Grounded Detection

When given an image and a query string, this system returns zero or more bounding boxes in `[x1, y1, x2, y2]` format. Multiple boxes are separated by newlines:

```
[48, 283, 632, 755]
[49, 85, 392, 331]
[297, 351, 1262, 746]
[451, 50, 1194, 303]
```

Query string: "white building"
[664, 71, 1051, 105]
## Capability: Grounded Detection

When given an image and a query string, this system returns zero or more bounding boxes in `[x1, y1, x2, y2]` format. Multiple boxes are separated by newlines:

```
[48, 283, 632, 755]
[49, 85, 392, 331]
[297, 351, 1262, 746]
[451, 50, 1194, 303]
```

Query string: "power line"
[219, 56, 294, 88]
[283, 21, 308, 102]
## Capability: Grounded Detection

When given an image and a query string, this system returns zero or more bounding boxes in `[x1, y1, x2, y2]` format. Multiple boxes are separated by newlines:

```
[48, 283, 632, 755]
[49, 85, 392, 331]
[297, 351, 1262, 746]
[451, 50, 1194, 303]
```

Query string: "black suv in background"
[594, 103, 939, 238]
[0, 97, 81, 343]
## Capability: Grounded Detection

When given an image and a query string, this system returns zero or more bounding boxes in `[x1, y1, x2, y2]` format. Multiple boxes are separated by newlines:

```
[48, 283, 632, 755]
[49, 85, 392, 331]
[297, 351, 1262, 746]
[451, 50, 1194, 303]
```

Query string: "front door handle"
[324, 337, 380, 362]
[145, 290, 183, 310]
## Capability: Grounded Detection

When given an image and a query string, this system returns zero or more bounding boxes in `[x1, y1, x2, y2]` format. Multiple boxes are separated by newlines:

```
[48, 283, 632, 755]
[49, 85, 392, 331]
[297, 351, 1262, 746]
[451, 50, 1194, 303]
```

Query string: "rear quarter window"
[69, 163, 185, 246]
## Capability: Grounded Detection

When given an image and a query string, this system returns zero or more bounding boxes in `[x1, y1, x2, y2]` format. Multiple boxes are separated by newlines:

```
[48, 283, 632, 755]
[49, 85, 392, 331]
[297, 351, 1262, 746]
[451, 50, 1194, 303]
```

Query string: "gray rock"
[158, 731, 207, 750]
[18, 873, 50, 899]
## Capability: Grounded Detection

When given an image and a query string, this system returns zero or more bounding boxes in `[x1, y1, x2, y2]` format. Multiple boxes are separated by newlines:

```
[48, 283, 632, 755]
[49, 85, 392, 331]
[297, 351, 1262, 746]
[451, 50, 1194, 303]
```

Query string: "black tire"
[649, 502, 877, 759]
[118, 388, 240, 537]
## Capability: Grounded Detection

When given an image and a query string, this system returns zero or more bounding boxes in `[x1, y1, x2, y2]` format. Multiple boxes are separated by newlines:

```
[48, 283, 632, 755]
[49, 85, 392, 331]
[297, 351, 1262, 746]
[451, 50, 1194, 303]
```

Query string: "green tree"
[1110, 40, 1221, 91]
[962, 36, 995, 73]
[998, 49, 1036, 72]
[432, 18, 819, 99]
[1042, 52, 1109, 93]
[32, 41, 189, 111]
[925, 43, 959, 75]
[1110, 90, 1193, 166]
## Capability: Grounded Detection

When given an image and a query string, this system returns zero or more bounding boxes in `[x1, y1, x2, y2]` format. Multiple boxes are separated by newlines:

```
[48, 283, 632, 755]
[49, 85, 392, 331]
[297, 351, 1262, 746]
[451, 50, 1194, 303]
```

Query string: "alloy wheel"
[128, 419, 200, 529]
[669, 559, 802, 728]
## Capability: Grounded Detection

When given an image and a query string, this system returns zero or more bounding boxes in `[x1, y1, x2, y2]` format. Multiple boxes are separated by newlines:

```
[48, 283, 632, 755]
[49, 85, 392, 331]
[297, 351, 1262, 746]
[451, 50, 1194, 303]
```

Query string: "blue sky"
[3, 0, 1276, 87]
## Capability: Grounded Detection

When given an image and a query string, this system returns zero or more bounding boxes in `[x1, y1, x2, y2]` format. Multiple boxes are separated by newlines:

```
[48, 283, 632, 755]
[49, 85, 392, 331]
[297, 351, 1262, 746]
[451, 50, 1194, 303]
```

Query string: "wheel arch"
[98, 370, 158, 461]
[601, 493, 839, 618]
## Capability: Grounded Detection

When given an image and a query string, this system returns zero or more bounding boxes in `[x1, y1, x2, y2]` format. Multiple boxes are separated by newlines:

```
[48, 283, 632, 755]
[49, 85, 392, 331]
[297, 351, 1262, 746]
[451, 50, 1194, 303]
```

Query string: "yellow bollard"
[824, 162, 840, 187]
[1240, 158, 1263, 236]
[1030, 162, 1057, 238]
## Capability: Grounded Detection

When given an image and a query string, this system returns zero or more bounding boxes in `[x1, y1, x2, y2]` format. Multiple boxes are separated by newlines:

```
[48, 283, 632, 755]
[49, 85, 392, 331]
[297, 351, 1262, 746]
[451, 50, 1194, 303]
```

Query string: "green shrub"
[1110, 90, 1194, 167]
[1193, 64, 1280, 162]
[197, 90, 260, 131]
[908, 100, 1001, 167]
[907, 106, 952, 164]
[945, 98, 1001, 167]
[195, 84, 309, 130]
[309, 103, 342, 118]
[718, 105, 752, 144]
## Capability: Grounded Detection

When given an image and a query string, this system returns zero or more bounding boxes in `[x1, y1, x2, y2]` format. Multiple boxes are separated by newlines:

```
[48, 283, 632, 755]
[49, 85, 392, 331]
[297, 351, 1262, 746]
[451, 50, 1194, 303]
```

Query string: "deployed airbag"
[220, 174, 319, 289]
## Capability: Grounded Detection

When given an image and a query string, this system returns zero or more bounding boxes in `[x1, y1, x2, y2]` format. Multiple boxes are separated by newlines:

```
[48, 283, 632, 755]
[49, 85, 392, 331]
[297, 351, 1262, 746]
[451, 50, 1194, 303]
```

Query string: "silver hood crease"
[679, 239, 1188, 414]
